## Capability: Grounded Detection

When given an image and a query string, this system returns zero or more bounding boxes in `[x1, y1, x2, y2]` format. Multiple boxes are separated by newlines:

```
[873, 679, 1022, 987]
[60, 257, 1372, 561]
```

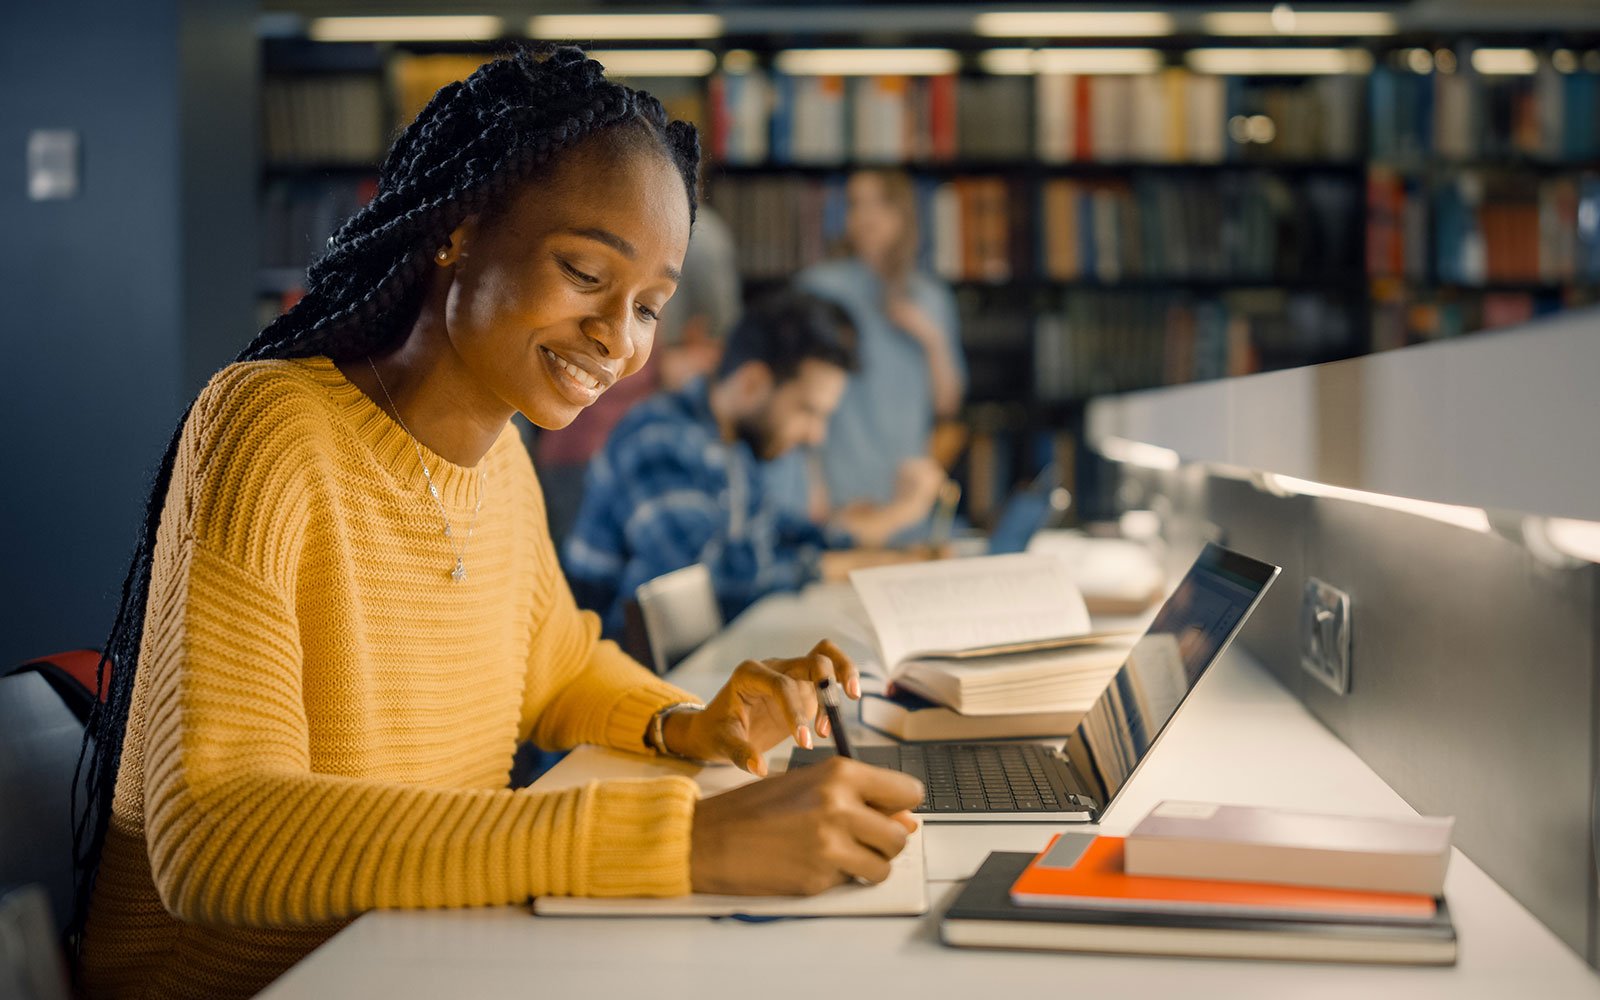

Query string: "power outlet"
[1300, 578, 1351, 695]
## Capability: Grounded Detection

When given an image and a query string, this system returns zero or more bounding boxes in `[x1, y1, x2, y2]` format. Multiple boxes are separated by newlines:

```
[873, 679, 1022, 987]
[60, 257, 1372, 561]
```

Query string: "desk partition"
[1085, 315, 1600, 965]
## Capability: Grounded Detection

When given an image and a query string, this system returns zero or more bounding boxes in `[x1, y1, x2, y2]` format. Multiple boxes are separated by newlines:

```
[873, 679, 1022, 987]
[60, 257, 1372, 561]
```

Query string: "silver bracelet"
[646, 701, 709, 763]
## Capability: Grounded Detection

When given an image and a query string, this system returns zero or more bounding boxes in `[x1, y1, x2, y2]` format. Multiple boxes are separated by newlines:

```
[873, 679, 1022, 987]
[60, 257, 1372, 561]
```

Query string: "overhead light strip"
[308, 15, 504, 43]
[774, 48, 961, 77]
[1187, 47, 1374, 75]
[1262, 474, 1491, 532]
[527, 14, 724, 41]
[974, 11, 1176, 38]
[1098, 436, 1182, 471]
[1202, 10, 1398, 36]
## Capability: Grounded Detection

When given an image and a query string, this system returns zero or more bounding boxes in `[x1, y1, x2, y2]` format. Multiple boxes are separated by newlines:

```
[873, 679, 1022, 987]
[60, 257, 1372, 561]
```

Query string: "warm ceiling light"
[973, 11, 1175, 37]
[588, 49, 718, 77]
[527, 13, 724, 40]
[1201, 10, 1398, 36]
[980, 47, 1165, 75]
[1186, 47, 1374, 75]
[774, 49, 961, 76]
[1471, 48, 1539, 75]
[308, 15, 504, 42]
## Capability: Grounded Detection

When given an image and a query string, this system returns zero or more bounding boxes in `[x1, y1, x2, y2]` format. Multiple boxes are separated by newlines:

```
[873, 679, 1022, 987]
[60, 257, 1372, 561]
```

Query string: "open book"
[849, 554, 1136, 715]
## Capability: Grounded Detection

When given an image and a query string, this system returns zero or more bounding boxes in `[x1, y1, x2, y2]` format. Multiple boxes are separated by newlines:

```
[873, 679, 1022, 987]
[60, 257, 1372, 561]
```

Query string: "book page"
[849, 553, 1092, 672]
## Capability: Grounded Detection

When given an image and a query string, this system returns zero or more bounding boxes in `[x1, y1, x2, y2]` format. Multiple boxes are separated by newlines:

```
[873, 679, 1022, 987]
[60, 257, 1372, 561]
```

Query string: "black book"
[941, 853, 1457, 966]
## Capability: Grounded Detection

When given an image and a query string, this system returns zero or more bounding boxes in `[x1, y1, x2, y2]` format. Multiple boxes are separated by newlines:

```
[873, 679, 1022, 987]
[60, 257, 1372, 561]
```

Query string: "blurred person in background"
[565, 289, 934, 638]
[795, 168, 966, 541]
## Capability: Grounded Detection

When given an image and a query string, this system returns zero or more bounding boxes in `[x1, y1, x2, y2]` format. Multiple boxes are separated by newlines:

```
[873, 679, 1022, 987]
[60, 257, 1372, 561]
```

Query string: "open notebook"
[528, 746, 929, 918]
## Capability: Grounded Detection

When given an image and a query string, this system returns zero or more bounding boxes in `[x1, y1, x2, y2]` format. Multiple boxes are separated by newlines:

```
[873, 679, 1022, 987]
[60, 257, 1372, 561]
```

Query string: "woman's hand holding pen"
[690, 757, 923, 896]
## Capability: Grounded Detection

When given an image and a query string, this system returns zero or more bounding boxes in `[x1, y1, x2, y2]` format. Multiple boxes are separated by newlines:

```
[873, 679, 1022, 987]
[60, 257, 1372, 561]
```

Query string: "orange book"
[1010, 834, 1438, 923]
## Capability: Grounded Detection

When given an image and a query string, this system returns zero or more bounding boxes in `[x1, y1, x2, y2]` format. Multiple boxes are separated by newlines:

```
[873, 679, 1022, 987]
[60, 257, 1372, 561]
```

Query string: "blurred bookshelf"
[255, 24, 1600, 520]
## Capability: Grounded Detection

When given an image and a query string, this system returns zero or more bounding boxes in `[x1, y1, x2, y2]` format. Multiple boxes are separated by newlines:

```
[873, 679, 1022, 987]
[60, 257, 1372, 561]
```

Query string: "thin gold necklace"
[368, 357, 487, 583]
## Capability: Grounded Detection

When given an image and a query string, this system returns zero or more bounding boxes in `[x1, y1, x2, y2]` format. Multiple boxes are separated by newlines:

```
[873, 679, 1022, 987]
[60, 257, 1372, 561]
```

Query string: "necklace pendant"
[451, 558, 466, 583]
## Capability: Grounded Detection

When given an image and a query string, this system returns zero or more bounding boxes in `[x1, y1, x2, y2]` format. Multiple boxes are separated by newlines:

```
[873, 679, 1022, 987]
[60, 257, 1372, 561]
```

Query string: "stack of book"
[849, 553, 1149, 742]
[943, 802, 1458, 964]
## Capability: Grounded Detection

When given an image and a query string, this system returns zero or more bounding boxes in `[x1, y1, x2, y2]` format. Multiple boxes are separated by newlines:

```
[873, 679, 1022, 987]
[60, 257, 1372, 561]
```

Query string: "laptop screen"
[1067, 543, 1280, 812]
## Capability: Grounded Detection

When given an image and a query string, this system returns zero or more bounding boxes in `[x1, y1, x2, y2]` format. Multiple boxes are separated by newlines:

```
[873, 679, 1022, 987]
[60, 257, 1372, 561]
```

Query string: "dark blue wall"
[0, 1, 256, 665]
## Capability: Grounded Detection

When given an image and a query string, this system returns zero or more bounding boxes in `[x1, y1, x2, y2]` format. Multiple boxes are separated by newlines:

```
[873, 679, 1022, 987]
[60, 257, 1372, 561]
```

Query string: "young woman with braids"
[74, 47, 921, 999]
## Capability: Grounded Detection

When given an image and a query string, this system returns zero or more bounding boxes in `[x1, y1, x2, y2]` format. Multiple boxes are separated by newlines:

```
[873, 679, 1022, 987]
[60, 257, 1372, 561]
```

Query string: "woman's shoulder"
[194, 357, 343, 426]
[181, 357, 355, 485]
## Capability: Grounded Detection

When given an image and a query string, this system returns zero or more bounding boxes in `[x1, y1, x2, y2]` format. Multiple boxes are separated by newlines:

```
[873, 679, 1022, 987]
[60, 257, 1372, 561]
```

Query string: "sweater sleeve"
[141, 537, 698, 927]
[519, 564, 702, 754]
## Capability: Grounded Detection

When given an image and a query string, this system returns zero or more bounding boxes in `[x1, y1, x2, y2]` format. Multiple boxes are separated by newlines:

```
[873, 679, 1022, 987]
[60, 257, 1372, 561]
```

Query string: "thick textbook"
[848, 554, 1134, 714]
[859, 687, 1086, 742]
[941, 852, 1457, 965]
[1009, 834, 1437, 923]
[1125, 800, 1453, 896]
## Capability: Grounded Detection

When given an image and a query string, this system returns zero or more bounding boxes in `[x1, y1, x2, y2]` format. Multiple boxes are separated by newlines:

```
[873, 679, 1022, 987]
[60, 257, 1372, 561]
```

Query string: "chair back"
[1, 654, 98, 938]
[633, 563, 722, 675]
[0, 885, 70, 1000]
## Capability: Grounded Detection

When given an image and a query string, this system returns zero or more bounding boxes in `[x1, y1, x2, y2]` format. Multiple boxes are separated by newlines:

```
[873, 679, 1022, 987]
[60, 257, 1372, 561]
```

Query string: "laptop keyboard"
[889, 743, 1076, 813]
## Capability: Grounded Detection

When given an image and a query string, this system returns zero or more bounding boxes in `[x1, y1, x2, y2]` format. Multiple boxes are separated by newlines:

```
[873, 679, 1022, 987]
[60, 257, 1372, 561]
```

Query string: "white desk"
[259, 585, 1600, 1000]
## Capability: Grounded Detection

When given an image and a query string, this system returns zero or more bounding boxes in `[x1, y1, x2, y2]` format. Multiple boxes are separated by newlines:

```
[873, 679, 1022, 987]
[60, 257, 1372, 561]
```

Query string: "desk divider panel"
[1118, 468, 1600, 963]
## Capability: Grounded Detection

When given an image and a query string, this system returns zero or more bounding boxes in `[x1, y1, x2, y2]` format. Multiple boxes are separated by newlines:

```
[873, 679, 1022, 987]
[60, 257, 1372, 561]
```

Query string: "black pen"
[817, 678, 854, 759]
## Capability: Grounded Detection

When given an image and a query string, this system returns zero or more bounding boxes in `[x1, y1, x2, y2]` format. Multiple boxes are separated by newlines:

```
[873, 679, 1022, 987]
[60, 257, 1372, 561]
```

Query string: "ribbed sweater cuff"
[575, 777, 698, 896]
[602, 674, 702, 754]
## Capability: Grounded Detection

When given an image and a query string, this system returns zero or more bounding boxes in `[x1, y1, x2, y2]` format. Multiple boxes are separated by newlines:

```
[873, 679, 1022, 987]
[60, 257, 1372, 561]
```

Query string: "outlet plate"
[1300, 577, 1351, 695]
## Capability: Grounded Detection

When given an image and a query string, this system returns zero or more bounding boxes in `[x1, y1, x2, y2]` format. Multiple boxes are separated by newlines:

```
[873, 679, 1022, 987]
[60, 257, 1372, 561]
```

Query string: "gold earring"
[435, 247, 450, 264]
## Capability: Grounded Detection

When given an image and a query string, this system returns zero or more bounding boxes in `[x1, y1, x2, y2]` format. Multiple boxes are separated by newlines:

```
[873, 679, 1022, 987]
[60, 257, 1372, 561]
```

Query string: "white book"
[894, 643, 1131, 714]
[1125, 801, 1454, 896]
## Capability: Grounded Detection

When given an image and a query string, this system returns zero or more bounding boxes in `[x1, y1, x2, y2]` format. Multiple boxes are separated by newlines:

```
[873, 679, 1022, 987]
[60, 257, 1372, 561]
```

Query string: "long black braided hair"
[69, 44, 700, 953]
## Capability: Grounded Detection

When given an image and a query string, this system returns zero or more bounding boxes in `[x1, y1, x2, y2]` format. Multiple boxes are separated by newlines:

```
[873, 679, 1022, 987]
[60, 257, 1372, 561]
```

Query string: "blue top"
[563, 379, 848, 638]
[795, 258, 965, 507]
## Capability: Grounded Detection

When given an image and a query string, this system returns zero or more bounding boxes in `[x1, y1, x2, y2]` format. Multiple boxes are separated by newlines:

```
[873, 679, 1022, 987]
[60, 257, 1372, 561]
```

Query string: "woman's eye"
[636, 303, 659, 323]
[559, 259, 599, 285]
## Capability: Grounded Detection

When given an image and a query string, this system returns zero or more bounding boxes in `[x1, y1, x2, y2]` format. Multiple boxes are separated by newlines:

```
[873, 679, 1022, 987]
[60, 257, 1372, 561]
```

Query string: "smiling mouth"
[540, 346, 608, 394]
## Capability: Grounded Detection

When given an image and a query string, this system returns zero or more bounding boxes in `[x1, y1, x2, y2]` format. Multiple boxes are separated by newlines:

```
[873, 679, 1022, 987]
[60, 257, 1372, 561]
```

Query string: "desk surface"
[259, 585, 1600, 1000]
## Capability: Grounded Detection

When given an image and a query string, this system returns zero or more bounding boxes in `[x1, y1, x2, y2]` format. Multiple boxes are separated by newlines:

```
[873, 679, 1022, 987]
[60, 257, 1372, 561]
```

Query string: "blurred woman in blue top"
[796, 169, 966, 534]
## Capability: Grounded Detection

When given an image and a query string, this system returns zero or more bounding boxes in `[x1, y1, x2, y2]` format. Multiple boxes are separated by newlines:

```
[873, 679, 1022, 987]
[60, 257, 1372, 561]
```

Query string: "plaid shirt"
[563, 379, 847, 638]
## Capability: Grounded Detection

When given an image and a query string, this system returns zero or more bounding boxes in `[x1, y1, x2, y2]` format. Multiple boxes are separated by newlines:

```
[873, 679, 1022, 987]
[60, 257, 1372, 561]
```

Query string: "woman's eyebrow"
[565, 227, 681, 283]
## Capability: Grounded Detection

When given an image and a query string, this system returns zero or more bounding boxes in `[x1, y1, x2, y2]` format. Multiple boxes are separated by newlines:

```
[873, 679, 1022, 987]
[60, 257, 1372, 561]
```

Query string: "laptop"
[790, 542, 1281, 822]
[986, 465, 1071, 555]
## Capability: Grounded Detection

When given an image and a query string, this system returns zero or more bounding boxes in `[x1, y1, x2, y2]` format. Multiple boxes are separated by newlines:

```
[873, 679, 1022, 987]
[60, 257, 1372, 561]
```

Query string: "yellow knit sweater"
[82, 357, 700, 999]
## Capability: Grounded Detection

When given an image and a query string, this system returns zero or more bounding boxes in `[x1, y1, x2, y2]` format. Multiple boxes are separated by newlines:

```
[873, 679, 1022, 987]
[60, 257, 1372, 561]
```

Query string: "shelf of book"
[254, 35, 1600, 483]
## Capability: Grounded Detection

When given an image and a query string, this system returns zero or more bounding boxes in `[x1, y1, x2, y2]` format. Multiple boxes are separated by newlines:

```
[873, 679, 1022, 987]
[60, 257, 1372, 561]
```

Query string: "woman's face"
[443, 137, 691, 430]
[844, 173, 905, 270]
